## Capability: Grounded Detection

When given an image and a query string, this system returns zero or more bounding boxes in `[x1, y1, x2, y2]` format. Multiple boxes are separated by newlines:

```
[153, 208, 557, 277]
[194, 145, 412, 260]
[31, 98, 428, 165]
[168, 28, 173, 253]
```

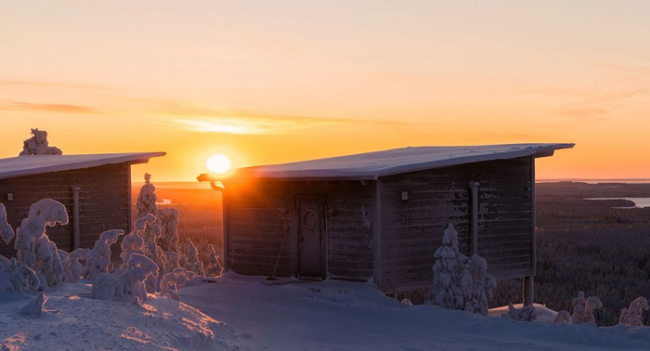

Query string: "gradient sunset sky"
[1, 1, 648, 181]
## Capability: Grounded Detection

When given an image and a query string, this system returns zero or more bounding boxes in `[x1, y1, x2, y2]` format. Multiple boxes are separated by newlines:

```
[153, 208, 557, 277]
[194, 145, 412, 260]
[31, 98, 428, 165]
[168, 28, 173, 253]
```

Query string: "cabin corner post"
[222, 190, 229, 272]
[469, 181, 480, 256]
[71, 185, 81, 250]
[373, 179, 382, 288]
[524, 157, 536, 306]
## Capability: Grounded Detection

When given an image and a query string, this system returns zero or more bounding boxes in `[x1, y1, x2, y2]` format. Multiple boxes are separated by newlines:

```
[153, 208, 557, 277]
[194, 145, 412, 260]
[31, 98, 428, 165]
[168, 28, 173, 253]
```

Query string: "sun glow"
[206, 154, 232, 174]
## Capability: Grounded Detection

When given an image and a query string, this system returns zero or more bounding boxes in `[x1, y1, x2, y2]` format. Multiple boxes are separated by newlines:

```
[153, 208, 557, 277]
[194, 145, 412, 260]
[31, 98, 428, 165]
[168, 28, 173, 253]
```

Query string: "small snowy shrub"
[160, 267, 195, 301]
[92, 273, 122, 301]
[87, 229, 124, 280]
[430, 224, 496, 315]
[506, 303, 537, 322]
[119, 231, 145, 270]
[571, 291, 602, 325]
[619, 297, 649, 326]
[183, 238, 205, 277]
[0, 257, 40, 292]
[552, 310, 572, 324]
[206, 244, 223, 278]
[61, 248, 90, 283]
[0, 203, 15, 244]
[14, 199, 69, 289]
[19, 128, 63, 156]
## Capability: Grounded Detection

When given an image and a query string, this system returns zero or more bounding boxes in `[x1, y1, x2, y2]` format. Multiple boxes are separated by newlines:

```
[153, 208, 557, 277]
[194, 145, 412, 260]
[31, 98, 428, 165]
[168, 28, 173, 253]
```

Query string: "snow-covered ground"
[181, 273, 650, 351]
[0, 283, 240, 351]
[4, 274, 650, 351]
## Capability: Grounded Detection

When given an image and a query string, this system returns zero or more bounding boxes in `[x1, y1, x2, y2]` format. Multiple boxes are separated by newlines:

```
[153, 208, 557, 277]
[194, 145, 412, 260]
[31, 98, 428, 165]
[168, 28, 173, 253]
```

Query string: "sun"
[206, 154, 232, 174]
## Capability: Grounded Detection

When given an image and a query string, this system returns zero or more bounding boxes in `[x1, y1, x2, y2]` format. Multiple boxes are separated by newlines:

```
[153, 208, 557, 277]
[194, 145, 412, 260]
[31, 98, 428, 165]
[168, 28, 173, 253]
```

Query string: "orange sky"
[1, 1, 649, 181]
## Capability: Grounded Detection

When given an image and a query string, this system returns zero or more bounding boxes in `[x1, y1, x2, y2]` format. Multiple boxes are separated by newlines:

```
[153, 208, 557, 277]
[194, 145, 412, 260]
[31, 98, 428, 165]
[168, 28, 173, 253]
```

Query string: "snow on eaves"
[231, 143, 574, 181]
[0, 152, 166, 180]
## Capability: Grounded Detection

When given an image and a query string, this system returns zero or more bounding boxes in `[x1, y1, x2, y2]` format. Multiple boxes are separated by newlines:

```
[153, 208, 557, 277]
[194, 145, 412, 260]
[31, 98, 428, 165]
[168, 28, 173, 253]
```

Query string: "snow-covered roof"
[231, 143, 574, 181]
[0, 152, 166, 180]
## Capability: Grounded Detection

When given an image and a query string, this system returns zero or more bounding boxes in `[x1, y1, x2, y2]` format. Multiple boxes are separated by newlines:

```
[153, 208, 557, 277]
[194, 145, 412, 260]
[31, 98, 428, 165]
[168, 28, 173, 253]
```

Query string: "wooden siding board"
[378, 157, 534, 293]
[0, 163, 131, 256]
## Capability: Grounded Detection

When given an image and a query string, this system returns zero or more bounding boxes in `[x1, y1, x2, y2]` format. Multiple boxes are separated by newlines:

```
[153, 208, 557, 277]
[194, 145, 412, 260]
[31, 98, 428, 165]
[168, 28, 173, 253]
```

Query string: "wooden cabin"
[213, 143, 573, 303]
[0, 152, 165, 257]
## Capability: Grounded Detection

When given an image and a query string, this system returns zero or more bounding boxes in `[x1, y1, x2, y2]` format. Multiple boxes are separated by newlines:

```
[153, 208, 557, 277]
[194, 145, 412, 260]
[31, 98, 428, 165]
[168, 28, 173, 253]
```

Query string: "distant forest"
[493, 182, 650, 326]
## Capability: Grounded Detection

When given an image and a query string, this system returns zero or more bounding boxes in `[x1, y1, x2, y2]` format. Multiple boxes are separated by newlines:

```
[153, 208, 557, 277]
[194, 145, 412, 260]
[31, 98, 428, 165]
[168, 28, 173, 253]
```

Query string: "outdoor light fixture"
[401, 191, 409, 201]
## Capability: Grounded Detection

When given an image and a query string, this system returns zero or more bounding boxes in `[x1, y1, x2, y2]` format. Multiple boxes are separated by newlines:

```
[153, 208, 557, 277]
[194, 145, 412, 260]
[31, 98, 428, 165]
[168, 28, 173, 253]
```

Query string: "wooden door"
[297, 195, 324, 278]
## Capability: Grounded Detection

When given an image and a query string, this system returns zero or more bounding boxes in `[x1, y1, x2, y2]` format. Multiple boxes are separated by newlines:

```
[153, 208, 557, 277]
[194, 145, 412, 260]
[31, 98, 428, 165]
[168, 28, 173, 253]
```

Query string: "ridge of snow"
[231, 143, 574, 180]
[0, 152, 166, 180]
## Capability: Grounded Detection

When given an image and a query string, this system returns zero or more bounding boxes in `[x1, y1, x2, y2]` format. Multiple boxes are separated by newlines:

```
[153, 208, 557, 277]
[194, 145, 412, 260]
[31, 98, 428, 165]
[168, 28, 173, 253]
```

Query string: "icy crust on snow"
[0, 283, 239, 351]
[0, 152, 165, 181]
[232, 143, 574, 180]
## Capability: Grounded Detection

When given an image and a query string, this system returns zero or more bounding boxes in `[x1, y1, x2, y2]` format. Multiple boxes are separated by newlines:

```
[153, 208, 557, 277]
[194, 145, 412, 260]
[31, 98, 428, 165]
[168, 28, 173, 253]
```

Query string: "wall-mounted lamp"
[7, 193, 14, 201]
[401, 191, 409, 201]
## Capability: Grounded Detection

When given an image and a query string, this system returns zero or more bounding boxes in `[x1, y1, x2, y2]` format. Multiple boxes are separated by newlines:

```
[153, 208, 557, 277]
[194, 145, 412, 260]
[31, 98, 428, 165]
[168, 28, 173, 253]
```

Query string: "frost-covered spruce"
[160, 267, 195, 301]
[157, 208, 180, 252]
[206, 244, 223, 278]
[431, 224, 465, 310]
[430, 223, 496, 315]
[92, 273, 122, 301]
[14, 199, 69, 289]
[570, 291, 602, 325]
[87, 229, 124, 280]
[61, 248, 90, 283]
[183, 238, 205, 276]
[18, 128, 63, 156]
[136, 173, 158, 219]
[0, 203, 15, 244]
[461, 254, 496, 315]
[619, 297, 649, 326]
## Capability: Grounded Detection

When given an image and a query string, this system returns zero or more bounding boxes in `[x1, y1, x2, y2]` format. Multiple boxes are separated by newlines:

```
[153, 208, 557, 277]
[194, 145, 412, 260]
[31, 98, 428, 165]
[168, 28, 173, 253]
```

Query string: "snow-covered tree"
[506, 303, 537, 322]
[431, 224, 465, 310]
[619, 297, 649, 326]
[160, 268, 195, 301]
[461, 254, 497, 315]
[183, 238, 205, 277]
[157, 208, 180, 253]
[87, 229, 124, 280]
[570, 291, 602, 325]
[137, 173, 158, 219]
[119, 231, 145, 270]
[206, 244, 223, 278]
[19, 128, 62, 156]
[14, 199, 68, 289]
[430, 224, 496, 315]
[0, 203, 15, 244]
[116, 253, 159, 304]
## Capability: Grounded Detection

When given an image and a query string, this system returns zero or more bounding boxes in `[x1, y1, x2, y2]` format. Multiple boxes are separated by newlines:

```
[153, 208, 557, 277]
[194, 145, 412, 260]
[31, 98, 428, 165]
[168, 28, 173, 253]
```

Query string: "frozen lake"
[584, 197, 650, 208]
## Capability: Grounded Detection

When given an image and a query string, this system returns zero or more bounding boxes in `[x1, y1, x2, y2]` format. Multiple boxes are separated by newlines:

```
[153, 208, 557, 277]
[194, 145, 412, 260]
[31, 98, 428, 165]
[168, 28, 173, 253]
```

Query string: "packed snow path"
[181, 274, 650, 351]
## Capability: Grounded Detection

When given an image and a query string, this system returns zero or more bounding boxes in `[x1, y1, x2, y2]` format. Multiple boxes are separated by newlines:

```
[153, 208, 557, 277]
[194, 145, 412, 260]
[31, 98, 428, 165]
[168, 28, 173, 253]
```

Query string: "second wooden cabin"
[216, 143, 573, 302]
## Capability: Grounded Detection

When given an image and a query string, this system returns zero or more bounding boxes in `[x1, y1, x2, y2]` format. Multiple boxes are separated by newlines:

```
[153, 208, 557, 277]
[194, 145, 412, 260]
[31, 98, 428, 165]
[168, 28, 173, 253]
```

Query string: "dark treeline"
[493, 182, 650, 326]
